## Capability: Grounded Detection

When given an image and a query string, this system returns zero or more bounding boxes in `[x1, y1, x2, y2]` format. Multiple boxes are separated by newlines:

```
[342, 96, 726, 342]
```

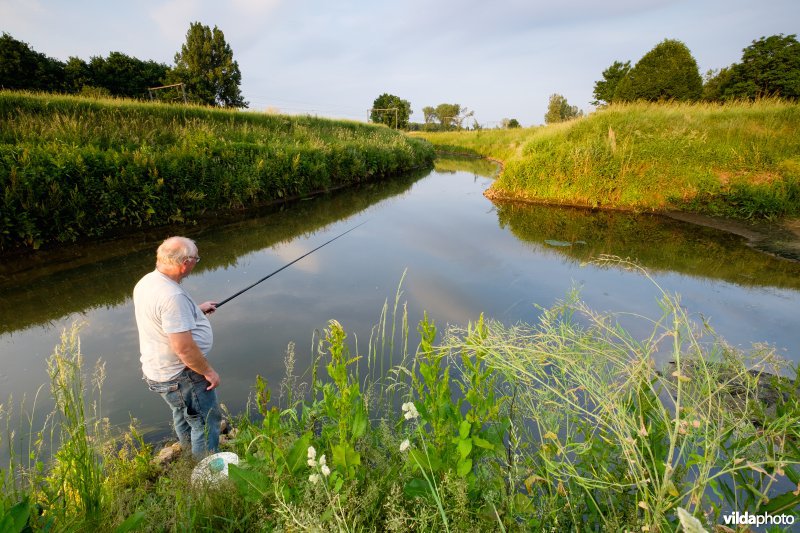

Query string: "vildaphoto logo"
[722, 511, 796, 527]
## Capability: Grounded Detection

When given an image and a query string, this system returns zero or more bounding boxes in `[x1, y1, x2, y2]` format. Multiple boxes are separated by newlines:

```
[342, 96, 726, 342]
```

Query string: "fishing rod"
[214, 220, 368, 309]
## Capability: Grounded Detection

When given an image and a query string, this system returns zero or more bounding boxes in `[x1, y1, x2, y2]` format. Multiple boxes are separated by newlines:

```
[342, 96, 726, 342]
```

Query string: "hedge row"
[0, 92, 434, 250]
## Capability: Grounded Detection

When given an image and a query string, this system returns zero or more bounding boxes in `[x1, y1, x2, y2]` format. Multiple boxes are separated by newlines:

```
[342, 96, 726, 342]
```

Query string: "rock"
[151, 419, 235, 465]
[152, 442, 182, 466]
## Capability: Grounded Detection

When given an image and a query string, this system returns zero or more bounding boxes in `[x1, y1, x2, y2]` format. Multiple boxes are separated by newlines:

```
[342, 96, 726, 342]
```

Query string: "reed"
[455, 257, 800, 529]
[44, 323, 105, 524]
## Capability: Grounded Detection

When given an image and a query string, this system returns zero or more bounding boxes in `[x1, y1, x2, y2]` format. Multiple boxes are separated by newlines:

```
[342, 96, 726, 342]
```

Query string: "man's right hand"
[169, 331, 220, 390]
[204, 369, 221, 390]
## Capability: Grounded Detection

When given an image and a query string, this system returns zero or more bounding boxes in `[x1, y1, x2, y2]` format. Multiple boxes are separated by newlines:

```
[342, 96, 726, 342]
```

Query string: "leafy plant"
[320, 320, 368, 480]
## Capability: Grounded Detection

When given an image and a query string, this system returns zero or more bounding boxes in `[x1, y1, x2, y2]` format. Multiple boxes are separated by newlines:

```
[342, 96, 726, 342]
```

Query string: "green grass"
[0, 91, 434, 251]
[414, 100, 800, 219]
[2, 265, 798, 531]
[412, 126, 535, 163]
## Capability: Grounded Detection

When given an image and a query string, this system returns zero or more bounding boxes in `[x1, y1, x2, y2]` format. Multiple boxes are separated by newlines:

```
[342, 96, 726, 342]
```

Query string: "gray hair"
[156, 236, 197, 266]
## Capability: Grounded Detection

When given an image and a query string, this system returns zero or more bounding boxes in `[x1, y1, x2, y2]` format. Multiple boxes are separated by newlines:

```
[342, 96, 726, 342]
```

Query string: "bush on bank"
[0, 92, 434, 251]
[415, 100, 800, 219]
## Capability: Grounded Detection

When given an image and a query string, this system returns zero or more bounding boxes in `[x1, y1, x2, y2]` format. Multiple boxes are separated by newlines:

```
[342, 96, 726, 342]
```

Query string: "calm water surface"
[1, 157, 799, 444]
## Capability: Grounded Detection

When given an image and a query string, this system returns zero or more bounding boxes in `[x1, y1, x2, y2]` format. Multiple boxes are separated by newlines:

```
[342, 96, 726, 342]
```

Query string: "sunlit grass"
[0, 91, 435, 251]
[415, 100, 800, 219]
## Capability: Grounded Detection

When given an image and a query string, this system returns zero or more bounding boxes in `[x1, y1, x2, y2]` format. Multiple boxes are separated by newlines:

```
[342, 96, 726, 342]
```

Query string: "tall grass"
[45, 324, 105, 525]
[415, 100, 800, 219]
[2, 265, 798, 531]
[410, 126, 535, 162]
[459, 257, 800, 529]
[0, 91, 434, 251]
[1, 323, 113, 530]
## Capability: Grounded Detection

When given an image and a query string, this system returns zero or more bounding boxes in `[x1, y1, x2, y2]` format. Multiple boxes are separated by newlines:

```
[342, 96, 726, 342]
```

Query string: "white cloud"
[270, 242, 320, 274]
[230, 0, 281, 16]
[150, 0, 201, 45]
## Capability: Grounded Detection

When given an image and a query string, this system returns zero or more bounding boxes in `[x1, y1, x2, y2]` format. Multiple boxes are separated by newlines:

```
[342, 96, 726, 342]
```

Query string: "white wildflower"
[402, 402, 419, 420]
[321, 464, 331, 477]
[399, 439, 411, 452]
[307, 446, 318, 467]
[319, 454, 327, 466]
[309, 473, 321, 484]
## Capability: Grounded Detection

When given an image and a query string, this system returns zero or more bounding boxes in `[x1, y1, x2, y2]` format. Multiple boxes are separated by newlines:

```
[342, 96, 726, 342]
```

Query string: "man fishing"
[133, 236, 221, 458]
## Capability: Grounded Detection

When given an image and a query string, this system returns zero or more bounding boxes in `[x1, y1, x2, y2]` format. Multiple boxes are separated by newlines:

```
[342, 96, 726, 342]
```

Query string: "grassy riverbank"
[414, 100, 800, 219]
[2, 268, 798, 531]
[0, 92, 434, 252]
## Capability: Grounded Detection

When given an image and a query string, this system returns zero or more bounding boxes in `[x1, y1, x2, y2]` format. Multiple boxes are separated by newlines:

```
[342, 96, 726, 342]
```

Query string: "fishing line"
[214, 220, 368, 309]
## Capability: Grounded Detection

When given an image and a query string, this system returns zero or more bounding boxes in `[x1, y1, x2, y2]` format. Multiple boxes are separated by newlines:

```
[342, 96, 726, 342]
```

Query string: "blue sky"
[2, 0, 798, 126]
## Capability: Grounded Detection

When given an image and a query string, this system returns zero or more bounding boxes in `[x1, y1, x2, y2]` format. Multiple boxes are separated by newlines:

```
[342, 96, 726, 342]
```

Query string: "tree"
[63, 57, 92, 93]
[422, 106, 436, 129]
[701, 67, 734, 101]
[421, 103, 474, 130]
[88, 52, 169, 98]
[0, 33, 64, 91]
[592, 60, 631, 106]
[0, 32, 171, 99]
[544, 94, 583, 124]
[167, 22, 247, 108]
[721, 34, 800, 100]
[370, 93, 411, 129]
[614, 39, 702, 102]
[501, 118, 521, 128]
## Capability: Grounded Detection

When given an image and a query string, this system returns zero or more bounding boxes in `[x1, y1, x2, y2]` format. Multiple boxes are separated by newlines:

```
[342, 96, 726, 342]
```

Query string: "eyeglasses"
[184, 256, 201, 264]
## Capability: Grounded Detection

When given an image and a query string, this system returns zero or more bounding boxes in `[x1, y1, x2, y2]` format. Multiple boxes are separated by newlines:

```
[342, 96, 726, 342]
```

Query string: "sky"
[1, 0, 798, 127]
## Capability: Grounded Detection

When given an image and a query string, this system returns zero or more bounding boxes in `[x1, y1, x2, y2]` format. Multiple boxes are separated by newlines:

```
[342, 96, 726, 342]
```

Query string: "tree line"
[553, 33, 799, 125]
[4, 26, 797, 128]
[371, 33, 799, 130]
[0, 22, 246, 107]
[368, 96, 480, 132]
[592, 34, 800, 107]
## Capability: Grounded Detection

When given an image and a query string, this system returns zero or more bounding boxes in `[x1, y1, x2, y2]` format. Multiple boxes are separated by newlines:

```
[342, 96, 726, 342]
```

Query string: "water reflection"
[433, 156, 499, 177]
[494, 203, 800, 290]
[0, 169, 426, 335]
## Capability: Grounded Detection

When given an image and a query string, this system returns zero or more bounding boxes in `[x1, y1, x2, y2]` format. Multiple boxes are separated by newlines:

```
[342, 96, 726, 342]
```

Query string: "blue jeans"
[144, 368, 221, 458]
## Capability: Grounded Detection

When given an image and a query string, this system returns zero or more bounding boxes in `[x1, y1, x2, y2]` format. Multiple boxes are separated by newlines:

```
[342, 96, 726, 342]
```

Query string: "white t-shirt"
[133, 269, 213, 381]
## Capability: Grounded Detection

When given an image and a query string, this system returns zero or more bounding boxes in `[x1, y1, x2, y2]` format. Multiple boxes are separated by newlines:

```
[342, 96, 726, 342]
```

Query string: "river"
[1, 156, 798, 445]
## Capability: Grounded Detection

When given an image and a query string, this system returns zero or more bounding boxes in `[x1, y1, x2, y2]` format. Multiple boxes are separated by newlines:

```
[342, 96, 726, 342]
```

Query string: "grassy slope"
[0, 92, 434, 250]
[413, 100, 800, 219]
